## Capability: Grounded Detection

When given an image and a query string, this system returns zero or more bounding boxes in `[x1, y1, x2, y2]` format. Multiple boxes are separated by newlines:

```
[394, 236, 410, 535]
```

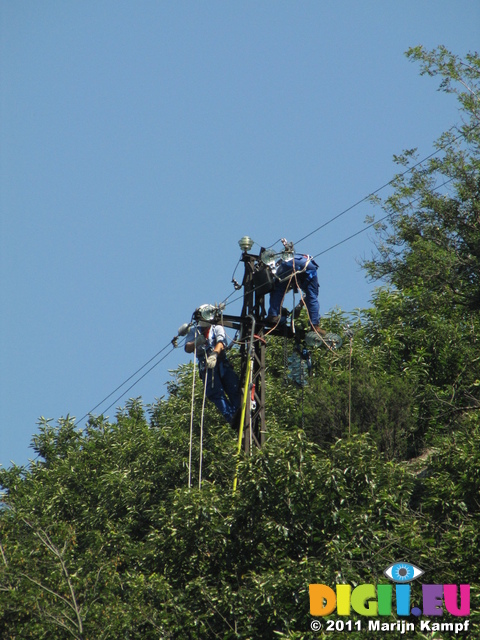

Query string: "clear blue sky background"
[1, 1, 479, 469]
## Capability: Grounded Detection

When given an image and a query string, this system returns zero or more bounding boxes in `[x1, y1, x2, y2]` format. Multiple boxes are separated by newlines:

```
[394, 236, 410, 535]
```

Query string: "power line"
[311, 175, 456, 260]
[221, 123, 478, 310]
[222, 175, 457, 312]
[97, 346, 178, 419]
[79, 173, 459, 422]
[75, 341, 175, 426]
[310, 176, 457, 260]
[76, 126, 476, 425]
[293, 123, 478, 248]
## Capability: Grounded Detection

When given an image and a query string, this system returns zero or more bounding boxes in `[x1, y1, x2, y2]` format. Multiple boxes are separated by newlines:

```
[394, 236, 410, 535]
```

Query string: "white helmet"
[195, 304, 217, 326]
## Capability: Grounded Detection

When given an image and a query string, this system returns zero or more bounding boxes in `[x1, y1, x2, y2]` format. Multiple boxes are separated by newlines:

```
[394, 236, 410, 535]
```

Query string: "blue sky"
[1, 1, 479, 468]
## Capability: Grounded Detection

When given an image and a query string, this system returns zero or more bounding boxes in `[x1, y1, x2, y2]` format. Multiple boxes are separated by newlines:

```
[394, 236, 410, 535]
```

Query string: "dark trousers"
[268, 258, 320, 325]
[199, 358, 241, 423]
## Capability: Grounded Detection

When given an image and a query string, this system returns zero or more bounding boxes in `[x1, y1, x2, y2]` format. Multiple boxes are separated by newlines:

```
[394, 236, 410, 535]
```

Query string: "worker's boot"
[312, 325, 326, 337]
[230, 407, 242, 433]
[266, 308, 288, 325]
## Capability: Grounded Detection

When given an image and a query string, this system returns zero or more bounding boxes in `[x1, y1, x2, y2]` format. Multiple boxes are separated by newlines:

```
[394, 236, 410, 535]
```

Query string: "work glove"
[206, 352, 218, 369]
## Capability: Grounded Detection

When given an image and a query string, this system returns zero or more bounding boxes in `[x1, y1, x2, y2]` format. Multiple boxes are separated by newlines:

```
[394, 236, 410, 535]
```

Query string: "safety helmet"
[194, 304, 217, 326]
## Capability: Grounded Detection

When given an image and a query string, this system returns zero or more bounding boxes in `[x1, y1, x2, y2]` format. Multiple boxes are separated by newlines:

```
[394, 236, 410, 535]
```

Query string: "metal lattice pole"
[238, 252, 267, 452]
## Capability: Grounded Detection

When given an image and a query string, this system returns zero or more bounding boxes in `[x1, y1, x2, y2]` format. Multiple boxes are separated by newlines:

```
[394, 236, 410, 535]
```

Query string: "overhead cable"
[76, 125, 476, 427]
[75, 341, 177, 427]
[310, 176, 456, 260]
[294, 122, 479, 247]
[221, 175, 457, 312]
[79, 173, 457, 421]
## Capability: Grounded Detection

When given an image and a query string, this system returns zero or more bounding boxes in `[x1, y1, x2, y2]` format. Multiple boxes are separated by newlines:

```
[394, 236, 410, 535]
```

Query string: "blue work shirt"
[184, 324, 228, 361]
[276, 253, 318, 279]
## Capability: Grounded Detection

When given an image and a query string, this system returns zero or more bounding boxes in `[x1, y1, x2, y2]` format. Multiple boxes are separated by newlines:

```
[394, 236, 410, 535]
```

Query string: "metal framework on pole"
[222, 249, 290, 452]
[238, 251, 267, 452]
[177, 240, 323, 463]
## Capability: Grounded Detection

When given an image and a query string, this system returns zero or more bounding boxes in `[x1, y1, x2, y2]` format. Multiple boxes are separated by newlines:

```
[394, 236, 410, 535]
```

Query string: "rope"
[248, 359, 254, 454]
[301, 368, 305, 430]
[291, 287, 296, 335]
[233, 318, 256, 493]
[233, 353, 252, 494]
[188, 342, 197, 489]
[348, 333, 353, 437]
[198, 364, 208, 490]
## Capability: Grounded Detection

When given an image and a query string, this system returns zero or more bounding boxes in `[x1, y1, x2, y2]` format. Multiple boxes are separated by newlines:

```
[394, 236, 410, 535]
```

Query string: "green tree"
[363, 46, 480, 437]
[2, 46, 480, 639]
[365, 46, 480, 310]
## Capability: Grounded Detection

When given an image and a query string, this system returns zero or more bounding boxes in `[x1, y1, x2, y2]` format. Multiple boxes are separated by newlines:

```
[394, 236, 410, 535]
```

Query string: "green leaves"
[366, 47, 480, 313]
[1, 384, 479, 637]
[2, 45, 480, 637]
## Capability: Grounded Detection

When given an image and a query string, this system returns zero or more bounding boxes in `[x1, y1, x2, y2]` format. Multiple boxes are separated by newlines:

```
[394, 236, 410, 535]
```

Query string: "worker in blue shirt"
[266, 241, 325, 335]
[185, 316, 241, 425]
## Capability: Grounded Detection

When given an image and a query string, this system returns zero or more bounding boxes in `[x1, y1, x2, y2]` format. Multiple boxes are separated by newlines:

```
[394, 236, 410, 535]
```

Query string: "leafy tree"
[2, 404, 478, 638]
[363, 46, 480, 445]
[365, 46, 480, 311]
[2, 46, 480, 638]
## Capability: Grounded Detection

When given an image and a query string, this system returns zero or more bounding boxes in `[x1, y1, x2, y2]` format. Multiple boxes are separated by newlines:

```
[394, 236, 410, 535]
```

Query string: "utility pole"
[238, 249, 268, 451]
[223, 237, 293, 452]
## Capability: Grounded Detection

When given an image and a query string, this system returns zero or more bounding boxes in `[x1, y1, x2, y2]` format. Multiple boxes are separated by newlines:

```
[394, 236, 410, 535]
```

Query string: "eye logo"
[310, 561, 471, 620]
[384, 562, 424, 583]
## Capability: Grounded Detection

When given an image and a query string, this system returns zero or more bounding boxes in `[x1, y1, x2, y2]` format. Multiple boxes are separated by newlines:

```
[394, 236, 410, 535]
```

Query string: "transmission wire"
[310, 175, 456, 261]
[78, 125, 474, 425]
[76, 342, 177, 426]
[294, 122, 479, 247]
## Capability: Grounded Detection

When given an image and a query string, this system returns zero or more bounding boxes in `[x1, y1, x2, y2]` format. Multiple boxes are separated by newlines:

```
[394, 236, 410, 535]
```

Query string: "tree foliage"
[1, 46, 480, 638]
[364, 46, 480, 311]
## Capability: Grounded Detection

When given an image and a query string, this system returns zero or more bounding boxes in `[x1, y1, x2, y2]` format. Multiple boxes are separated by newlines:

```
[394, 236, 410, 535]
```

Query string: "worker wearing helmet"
[185, 313, 240, 426]
[266, 242, 325, 336]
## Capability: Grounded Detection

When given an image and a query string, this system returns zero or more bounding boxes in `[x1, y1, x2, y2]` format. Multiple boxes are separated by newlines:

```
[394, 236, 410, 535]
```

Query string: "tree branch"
[0, 540, 8, 567]
[20, 572, 76, 614]
[40, 606, 84, 640]
[21, 518, 84, 636]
